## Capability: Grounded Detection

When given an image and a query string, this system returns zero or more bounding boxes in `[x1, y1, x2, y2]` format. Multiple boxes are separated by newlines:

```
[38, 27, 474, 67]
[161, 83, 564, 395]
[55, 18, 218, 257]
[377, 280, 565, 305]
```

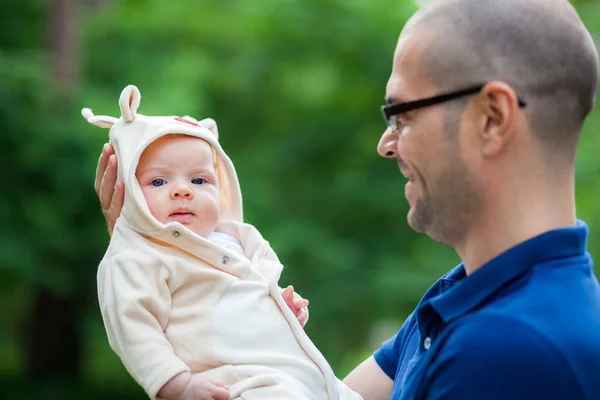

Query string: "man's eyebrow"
[385, 95, 403, 105]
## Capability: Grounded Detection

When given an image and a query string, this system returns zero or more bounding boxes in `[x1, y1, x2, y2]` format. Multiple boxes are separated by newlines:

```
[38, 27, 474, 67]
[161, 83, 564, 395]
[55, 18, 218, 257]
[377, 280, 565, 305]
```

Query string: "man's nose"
[377, 128, 398, 158]
[170, 184, 193, 199]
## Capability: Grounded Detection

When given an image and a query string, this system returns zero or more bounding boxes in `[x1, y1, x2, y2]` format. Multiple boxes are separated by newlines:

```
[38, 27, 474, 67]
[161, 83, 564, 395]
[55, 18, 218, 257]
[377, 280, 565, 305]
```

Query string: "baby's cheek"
[204, 198, 220, 223]
[147, 203, 164, 223]
[201, 198, 220, 228]
[142, 188, 167, 223]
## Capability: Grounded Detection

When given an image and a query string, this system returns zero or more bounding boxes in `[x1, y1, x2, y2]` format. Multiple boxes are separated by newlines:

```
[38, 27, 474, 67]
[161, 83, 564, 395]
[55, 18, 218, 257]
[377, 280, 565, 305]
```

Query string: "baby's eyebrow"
[139, 166, 172, 175]
[143, 164, 172, 171]
[196, 169, 218, 181]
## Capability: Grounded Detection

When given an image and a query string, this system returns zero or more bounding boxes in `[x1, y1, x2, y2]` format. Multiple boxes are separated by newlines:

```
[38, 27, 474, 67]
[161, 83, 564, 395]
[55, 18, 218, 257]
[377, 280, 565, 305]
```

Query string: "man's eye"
[191, 177, 205, 185]
[151, 179, 166, 187]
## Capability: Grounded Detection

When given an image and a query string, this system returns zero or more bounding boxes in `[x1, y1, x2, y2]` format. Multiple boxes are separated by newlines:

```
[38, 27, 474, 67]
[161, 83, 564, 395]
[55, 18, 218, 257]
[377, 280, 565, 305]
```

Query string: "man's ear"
[479, 81, 519, 158]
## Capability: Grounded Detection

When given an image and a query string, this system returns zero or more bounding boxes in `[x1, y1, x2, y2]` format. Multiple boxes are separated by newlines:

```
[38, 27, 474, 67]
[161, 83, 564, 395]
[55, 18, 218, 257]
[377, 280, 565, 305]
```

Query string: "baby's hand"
[282, 285, 309, 327]
[179, 374, 229, 400]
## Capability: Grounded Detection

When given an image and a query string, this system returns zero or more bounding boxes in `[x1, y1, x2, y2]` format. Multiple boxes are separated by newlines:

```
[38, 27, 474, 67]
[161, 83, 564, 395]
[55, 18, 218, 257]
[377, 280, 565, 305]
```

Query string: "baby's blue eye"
[151, 179, 166, 187]
[191, 177, 205, 185]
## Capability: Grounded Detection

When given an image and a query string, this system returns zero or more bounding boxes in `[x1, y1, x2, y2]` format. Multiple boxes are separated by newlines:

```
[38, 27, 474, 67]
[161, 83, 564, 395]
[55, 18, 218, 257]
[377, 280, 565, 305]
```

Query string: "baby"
[82, 85, 363, 400]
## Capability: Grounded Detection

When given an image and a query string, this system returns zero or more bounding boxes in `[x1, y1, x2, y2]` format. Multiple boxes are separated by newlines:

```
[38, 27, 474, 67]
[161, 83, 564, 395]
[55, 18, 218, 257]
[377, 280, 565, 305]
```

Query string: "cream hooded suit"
[82, 85, 362, 400]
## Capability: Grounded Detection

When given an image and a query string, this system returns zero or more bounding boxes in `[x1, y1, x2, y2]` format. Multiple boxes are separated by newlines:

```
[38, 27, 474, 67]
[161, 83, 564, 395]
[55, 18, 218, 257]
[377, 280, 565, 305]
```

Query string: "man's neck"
[455, 181, 576, 275]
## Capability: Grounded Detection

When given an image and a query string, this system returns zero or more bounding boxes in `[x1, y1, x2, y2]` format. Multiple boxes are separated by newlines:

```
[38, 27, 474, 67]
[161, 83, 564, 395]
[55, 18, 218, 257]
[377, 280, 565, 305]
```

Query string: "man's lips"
[398, 159, 414, 181]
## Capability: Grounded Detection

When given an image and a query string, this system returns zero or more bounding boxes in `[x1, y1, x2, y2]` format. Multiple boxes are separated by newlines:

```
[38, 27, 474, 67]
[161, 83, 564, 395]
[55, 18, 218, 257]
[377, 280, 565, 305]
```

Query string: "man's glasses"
[380, 83, 527, 131]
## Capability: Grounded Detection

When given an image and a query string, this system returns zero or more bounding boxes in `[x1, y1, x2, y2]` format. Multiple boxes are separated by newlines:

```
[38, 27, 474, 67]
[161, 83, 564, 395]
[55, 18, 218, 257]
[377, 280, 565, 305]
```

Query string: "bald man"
[342, 0, 600, 399]
[95, 0, 600, 399]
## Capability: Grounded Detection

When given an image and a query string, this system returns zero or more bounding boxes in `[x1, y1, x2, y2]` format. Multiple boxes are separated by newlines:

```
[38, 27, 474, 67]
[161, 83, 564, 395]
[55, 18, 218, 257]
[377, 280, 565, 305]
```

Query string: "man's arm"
[343, 356, 393, 400]
[420, 314, 582, 400]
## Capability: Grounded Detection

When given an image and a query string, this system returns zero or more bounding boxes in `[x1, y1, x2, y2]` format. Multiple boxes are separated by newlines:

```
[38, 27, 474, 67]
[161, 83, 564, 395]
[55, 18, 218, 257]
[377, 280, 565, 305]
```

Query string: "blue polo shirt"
[374, 221, 600, 399]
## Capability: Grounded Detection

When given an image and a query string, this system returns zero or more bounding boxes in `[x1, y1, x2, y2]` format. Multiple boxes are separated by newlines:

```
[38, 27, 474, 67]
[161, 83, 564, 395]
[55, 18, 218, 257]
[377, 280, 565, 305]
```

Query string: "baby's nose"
[170, 184, 193, 199]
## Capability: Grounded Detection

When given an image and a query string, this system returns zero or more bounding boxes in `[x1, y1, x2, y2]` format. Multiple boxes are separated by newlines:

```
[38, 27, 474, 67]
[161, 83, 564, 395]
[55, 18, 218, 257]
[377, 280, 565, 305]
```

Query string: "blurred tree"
[0, 0, 108, 394]
[24, 0, 81, 381]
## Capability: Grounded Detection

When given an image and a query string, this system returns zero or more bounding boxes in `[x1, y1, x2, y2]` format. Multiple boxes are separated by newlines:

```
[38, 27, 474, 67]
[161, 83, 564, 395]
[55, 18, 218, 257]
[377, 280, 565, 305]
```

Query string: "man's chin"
[407, 207, 428, 234]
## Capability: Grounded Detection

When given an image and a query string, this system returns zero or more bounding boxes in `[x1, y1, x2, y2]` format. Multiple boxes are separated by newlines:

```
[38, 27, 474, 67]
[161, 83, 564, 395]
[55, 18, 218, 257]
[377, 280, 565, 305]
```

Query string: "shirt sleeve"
[373, 312, 416, 380]
[421, 314, 582, 400]
[98, 253, 190, 399]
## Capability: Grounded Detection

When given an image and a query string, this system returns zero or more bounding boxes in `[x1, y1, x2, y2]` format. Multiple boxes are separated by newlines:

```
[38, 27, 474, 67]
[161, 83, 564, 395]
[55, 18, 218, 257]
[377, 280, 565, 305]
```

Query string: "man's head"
[378, 0, 598, 246]
[136, 134, 220, 238]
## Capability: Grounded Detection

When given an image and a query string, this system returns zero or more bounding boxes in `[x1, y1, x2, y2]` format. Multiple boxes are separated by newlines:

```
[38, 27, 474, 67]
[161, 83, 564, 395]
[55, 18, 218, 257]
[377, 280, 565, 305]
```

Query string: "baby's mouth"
[169, 209, 195, 223]
[170, 207, 195, 216]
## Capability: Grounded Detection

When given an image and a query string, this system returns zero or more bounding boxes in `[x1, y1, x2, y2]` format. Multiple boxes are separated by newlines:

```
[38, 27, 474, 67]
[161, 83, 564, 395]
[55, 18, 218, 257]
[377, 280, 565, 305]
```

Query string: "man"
[95, 0, 600, 398]
[342, 0, 600, 398]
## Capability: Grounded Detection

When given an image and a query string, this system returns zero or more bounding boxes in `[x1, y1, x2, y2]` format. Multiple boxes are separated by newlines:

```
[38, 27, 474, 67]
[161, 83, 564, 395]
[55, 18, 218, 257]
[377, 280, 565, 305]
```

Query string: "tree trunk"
[24, 0, 81, 381]
[48, 0, 78, 87]
[25, 287, 80, 379]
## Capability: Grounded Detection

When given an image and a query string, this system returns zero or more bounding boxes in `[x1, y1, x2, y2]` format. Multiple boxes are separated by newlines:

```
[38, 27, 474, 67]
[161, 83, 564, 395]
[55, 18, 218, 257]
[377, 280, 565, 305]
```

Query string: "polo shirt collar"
[428, 220, 588, 323]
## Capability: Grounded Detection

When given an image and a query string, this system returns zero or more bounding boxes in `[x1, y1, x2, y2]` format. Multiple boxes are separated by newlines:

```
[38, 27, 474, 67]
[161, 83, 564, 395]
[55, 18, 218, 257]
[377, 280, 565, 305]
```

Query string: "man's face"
[136, 135, 220, 238]
[377, 31, 482, 245]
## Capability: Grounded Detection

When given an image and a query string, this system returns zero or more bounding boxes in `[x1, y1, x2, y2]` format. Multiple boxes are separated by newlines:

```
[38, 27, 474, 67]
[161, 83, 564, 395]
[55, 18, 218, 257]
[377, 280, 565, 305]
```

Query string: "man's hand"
[95, 143, 124, 236]
[282, 285, 309, 327]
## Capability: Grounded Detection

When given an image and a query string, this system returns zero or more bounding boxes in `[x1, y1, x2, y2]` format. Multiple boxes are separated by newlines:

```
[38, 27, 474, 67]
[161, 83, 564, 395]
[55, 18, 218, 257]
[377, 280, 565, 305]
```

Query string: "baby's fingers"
[294, 298, 309, 309]
[208, 383, 230, 400]
[297, 308, 309, 327]
[282, 285, 294, 300]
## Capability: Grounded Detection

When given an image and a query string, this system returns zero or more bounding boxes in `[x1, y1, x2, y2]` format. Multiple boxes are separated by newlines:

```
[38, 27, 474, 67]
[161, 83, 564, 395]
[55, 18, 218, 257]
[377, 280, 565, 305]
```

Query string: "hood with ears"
[82, 85, 243, 238]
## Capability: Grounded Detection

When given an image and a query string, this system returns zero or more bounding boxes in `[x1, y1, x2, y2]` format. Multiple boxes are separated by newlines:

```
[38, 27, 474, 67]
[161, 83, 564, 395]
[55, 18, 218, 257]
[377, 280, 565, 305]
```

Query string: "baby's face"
[136, 135, 220, 238]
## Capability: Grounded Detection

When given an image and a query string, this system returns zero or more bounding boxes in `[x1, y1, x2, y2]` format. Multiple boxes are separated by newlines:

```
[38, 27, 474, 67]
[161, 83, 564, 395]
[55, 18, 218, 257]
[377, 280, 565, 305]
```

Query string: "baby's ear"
[81, 108, 117, 129]
[119, 85, 141, 122]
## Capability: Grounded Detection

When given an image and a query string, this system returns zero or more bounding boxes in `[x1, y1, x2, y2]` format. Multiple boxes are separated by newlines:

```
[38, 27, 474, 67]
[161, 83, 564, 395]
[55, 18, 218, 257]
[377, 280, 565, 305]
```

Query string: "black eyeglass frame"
[381, 83, 527, 131]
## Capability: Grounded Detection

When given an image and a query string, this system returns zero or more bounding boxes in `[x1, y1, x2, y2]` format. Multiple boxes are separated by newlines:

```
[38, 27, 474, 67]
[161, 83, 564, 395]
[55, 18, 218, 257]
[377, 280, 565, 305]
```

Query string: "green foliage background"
[0, 0, 598, 398]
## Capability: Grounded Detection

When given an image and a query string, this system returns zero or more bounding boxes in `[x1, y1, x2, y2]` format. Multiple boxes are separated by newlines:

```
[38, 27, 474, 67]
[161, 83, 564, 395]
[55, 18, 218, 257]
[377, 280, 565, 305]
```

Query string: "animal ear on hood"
[119, 84, 141, 122]
[197, 117, 219, 139]
[81, 108, 117, 129]
[177, 116, 219, 140]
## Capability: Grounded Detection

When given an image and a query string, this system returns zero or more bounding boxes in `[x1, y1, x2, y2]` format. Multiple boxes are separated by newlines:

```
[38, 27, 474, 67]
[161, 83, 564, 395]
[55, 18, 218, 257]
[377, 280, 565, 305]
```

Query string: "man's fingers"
[112, 181, 125, 213]
[105, 181, 125, 236]
[99, 154, 118, 210]
[95, 144, 112, 195]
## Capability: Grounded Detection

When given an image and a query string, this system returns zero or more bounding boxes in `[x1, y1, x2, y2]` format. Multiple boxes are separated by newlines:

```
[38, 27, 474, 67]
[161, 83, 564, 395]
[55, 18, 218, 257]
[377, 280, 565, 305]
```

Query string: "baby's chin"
[172, 220, 216, 238]
[154, 213, 217, 238]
